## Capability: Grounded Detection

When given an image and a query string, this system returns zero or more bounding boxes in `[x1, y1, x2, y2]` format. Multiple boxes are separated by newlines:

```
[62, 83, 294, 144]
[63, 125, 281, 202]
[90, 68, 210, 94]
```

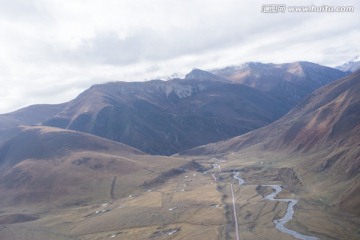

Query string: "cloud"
[0, 0, 49, 22]
[0, 0, 359, 113]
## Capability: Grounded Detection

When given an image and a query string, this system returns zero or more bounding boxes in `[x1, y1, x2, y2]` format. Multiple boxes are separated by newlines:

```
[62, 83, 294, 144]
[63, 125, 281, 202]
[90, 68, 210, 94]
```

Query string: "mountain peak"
[336, 60, 360, 73]
[184, 68, 226, 81]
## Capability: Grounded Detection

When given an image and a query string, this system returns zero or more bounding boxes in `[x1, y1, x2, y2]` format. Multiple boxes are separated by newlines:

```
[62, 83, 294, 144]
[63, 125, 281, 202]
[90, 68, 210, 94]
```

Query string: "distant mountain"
[1, 103, 66, 125]
[0, 103, 66, 145]
[0, 61, 346, 155]
[184, 70, 360, 215]
[212, 61, 347, 105]
[336, 61, 360, 73]
[184, 68, 228, 82]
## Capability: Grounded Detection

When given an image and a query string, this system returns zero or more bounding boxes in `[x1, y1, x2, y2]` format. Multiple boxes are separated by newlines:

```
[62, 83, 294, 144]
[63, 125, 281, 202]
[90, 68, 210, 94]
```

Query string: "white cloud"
[0, 0, 359, 113]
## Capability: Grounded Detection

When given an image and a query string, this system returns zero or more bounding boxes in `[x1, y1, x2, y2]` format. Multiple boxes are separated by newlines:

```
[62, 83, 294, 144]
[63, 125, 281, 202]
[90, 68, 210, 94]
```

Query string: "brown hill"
[184, 70, 360, 215]
[0, 126, 189, 207]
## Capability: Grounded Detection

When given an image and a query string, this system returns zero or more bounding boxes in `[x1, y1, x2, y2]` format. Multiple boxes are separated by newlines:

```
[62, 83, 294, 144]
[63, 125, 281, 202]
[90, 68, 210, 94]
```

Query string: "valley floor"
[0, 152, 359, 240]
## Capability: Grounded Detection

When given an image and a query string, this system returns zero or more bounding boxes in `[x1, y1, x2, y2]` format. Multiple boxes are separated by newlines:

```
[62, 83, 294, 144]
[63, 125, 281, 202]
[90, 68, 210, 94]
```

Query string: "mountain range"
[0, 61, 347, 155]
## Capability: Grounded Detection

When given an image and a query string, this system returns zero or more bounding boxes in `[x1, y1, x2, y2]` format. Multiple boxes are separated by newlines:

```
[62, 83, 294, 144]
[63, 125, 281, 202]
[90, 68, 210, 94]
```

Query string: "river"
[206, 166, 317, 239]
[263, 185, 319, 240]
[233, 171, 245, 186]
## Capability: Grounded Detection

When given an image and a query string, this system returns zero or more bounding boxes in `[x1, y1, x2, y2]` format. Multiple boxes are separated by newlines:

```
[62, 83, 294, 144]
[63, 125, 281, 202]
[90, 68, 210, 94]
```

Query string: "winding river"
[263, 185, 319, 240]
[206, 164, 318, 239]
[206, 166, 317, 239]
[233, 172, 245, 186]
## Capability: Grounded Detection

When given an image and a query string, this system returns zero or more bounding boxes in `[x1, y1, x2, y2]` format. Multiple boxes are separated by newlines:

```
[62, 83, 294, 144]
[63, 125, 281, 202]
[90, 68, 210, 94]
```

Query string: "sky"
[0, 0, 359, 113]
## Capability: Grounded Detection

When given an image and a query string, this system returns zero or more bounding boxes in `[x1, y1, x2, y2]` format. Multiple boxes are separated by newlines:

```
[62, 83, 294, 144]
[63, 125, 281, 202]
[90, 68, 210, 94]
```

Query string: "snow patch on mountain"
[336, 61, 360, 73]
[164, 83, 206, 98]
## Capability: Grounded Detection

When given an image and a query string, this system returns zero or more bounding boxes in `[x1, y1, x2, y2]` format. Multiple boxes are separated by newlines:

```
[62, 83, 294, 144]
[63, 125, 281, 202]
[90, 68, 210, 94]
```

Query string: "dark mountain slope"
[42, 79, 290, 155]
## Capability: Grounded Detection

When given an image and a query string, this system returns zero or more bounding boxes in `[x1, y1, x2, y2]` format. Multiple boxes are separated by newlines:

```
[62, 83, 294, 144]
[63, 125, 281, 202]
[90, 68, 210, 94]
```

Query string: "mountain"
[336, 60, 360, 73]
[184, 68, 228, 82]
[212, 61, 347, 105]
[37, 78, 291, 155]
[0, 126, 190, 207]
[184, 70, 360, 215]
[2, 62, 345, 155]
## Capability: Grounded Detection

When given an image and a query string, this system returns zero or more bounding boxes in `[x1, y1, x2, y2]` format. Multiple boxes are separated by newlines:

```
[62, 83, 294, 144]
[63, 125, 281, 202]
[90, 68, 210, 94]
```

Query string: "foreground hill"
[0, 126, 190, 207]
[0, 126, 228, 240]
[184, 70, 360, 215]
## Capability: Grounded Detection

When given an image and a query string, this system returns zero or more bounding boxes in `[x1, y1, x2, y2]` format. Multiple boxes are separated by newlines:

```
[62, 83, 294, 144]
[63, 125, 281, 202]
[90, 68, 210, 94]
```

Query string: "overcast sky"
[0, 0, 359, 113]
